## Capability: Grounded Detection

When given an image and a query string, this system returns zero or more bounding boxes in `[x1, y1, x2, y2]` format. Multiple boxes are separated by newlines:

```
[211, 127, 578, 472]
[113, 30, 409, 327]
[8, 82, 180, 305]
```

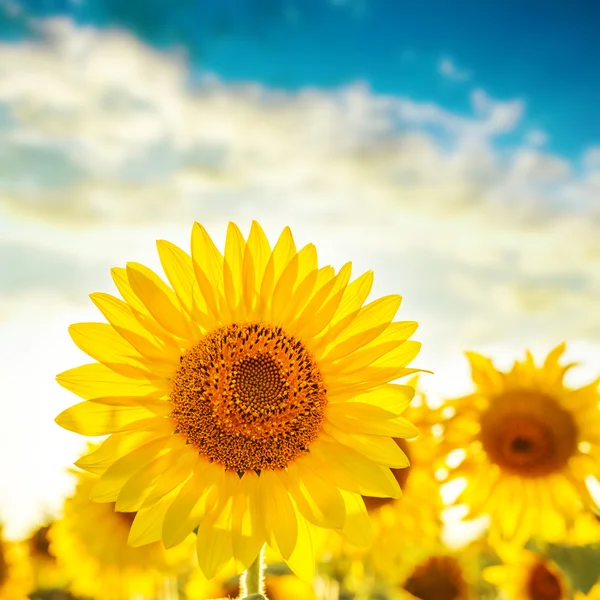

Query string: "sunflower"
[27, 523, 68, 591]
[443, 344, 600, 543]
[55, 221, 423, 581]
[394, 545, 482, 600]
[50, 468, 195, 600]
[483, 548, 571, 600]
[0, 526, 33, 600]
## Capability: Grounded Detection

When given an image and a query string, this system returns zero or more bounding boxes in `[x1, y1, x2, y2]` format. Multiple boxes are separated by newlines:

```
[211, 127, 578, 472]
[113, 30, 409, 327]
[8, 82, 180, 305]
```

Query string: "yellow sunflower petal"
[223, 222, 246, 320]
[231, 472, 263, 572]
[162, 459, 222, 549]
[336, 490, 372, 547]
[56, 363, 159, 399]
[322, 295, 402, 360]
[288, 460, 346, 529]
[285, 504, 315, 582]
[55, 402, 161, 435]
[127, 484, 182, 546]
[312, 439, 402, 498]
[156, 239, 213, 332]
[323, 423, 410, 468]
[126, 262, 191, 340]
[74, 425, 172, 474]
[326, 402, 419, 438]
[258, 471, 298, 560]
[90, 292, 173, 361]
[115, 445, 197, 511]
[91, 437, 182, 502]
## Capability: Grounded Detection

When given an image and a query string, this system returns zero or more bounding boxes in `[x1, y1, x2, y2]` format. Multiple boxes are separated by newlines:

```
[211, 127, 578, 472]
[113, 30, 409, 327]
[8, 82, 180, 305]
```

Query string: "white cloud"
[439, 57, 471, 82]
[1, 18, 600, 537]
[525, 128, 549, 147]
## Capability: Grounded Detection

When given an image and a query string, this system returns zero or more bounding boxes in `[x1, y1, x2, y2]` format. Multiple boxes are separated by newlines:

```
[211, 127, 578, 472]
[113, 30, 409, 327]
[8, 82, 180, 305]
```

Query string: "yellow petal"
[258, 471, 298, 560]
[244, 221, 271, 311]
[336, 490, 372, 547]
[322, 295, 402, 361]
[299, 263, 353, 339]
[288, 460, 346, 529]
[311, 439, 401, 498]
[127, 484, 182, 546]
[223, 222, 246, 320]
[68, 322, 143, 365]
[465, 351, 504, 392]
[91, 436, 181, 502]
[74, 424, 172, 474]
[285, 503, 315, 582]
[156, 239, 213, 333]
[279, 266, 319, 324]
[231, 472, 263, 572]
[327, 365, 425, 398]
[326, 402, 419, 438]
[162, 459, 222, 549]
[196, 474, 238, 580]
[323, 423, 410, 468]
[333, 383, 415, 414]
[89, 395, 170, 414]
[126, 262, 191, 340]
[115, 444, 197, 511]
[330, 270, 374, 327]
[191, 222, 225, 292]
[326, 323, 418, 375]
[292, 265, 347, 333]
[271, 226, 297, 282]
[269, 252, 300, 322]
[56, 363, 159, 399]
[90, 292, 171, 361]
[55, 401, 161, 435]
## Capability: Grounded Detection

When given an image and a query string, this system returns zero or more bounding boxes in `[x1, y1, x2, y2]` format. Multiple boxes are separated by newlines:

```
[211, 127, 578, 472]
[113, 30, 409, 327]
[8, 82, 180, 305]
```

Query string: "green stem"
[240, 546, 266, 598]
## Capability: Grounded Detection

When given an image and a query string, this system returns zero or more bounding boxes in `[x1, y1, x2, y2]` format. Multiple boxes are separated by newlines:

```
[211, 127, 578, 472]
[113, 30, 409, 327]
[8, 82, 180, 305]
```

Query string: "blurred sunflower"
[0, 526, 33, 600]
[27, 523, 68, 590]
[483, 548, 570, 600]
[444, 344, 600, 542]
[50, 469, 195, 600]
[56, 221, 424, 580]
[394, 545, 480, 600]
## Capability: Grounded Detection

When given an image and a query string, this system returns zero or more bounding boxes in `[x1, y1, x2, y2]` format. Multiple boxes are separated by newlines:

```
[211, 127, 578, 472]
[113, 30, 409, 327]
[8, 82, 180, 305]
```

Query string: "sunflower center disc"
[480, 390, 578, 477]
[170, 322, 327, 472]
[526, 561, 563, 600]
[403, 556, 467, 600]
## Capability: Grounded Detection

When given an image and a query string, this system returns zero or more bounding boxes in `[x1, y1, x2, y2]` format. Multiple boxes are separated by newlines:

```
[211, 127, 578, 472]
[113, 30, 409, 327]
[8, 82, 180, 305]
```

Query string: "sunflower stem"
[240, 546, 266, 598]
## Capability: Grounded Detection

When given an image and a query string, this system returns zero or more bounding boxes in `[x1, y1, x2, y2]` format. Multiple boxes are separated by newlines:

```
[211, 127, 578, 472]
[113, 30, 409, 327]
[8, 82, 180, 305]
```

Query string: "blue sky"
[2, 0, 599, 158]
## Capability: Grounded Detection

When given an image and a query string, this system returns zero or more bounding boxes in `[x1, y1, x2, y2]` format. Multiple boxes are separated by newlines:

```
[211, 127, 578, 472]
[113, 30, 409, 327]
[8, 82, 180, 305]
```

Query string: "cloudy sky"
[1, 0, 599, 538]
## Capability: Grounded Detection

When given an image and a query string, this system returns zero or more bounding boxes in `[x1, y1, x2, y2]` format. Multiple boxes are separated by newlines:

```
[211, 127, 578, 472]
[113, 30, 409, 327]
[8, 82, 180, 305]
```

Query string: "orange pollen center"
[363, 438, 411, 512]
[170, 322, 327, 473]
[403, 556, 467, 600]
[479, 390, 578, 477]
[526, 561, 563, 600]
